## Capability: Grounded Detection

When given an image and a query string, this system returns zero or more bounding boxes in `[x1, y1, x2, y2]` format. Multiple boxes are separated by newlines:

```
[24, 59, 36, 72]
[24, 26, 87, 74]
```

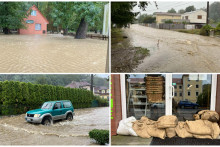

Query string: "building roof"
[65, 81, 91, 88]
[155, 12, 181, 16]
[130, 78, 145, 83]
[173, 78, 183, 84]
[94, 86, 108, 92]
[182, 9, 206, 15]
[29, 5, 49, 24]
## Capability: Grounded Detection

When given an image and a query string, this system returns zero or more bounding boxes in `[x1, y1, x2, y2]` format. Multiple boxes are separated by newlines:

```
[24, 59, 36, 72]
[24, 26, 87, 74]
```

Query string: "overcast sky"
[133, 1, 215, 15]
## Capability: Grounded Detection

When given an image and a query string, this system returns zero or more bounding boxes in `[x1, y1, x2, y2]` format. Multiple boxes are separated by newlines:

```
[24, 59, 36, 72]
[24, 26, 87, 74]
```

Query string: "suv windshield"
[41, 102, 53, 109]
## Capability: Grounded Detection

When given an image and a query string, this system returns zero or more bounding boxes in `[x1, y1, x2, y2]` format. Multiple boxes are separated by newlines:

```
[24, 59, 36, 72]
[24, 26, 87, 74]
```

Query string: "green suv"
[25, 100, 74, 125]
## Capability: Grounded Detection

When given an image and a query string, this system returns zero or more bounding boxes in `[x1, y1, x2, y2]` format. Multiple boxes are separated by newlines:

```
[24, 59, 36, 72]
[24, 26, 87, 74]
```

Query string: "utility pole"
[90, 74, 94, 94]
[206, 1, 209, 25]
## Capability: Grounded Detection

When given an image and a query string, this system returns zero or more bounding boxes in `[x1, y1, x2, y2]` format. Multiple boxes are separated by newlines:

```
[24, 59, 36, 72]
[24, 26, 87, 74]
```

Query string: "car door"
[52, 102, 63, 120]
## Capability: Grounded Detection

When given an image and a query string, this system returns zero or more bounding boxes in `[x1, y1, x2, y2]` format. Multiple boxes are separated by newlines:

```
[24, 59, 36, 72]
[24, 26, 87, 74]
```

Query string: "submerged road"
[124, 24, 220, 73]
[0, 34, 107, 73]
[0, 107, 109, 145]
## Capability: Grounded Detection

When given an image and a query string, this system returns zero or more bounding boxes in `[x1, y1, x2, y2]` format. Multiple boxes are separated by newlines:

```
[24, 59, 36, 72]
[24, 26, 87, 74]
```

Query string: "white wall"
[182, 10, 206, 24]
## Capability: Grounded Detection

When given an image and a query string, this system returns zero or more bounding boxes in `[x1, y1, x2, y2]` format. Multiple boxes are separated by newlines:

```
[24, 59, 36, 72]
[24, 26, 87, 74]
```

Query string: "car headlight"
[26, 113, 27, 116]
[34, 114, 41, 118]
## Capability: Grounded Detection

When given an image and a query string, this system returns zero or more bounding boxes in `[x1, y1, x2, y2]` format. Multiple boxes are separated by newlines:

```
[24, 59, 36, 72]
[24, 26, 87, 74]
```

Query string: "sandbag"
[157, 115, 178, 129]
[175, 121, 193, 138]
[166, 128, 176, 138]
[193, 134, 212, 139]
[185, 120, 212, 135]
[140, 116, 156, 125]
[194, 110, 219, 122]
[211, 122, 220, 139]
[117, 116, 138, 136]
[146, 124, 166, 139]
[132, 120, 151, 138]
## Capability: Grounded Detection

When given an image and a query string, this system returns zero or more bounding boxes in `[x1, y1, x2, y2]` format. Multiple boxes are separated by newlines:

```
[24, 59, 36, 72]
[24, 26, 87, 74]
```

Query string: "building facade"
[155, 12, 181, 24]
[19, 5, 49, 35]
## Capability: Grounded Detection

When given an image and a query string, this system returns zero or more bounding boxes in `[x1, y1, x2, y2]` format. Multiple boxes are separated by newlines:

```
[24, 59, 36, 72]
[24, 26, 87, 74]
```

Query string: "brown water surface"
[0, 34, 107, 73]
[0, 107, 109, 145]
[123, 24, 220, 72]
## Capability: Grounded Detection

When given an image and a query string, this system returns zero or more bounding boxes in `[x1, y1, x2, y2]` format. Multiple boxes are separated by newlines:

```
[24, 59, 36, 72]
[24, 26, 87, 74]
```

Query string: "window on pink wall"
[35, 24, 41, 30]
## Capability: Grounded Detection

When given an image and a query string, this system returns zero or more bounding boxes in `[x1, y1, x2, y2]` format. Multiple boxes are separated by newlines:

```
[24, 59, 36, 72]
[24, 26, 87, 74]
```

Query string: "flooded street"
[0, 34, 107, 73]
[0, 107, 109, 145]
[124, 24, 220, 72]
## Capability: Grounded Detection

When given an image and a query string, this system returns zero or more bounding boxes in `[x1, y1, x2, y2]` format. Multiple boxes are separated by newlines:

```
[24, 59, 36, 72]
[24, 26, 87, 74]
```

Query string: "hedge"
[89, 129, 109, 145]
[0, 81, 95, 115]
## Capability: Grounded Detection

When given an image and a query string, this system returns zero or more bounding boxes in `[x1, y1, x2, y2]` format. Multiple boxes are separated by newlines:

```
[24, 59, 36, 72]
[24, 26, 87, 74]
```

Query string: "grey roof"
[94, 86, 108, 92]
[65, 81, 91, 88]
[155, 12, 181, 16]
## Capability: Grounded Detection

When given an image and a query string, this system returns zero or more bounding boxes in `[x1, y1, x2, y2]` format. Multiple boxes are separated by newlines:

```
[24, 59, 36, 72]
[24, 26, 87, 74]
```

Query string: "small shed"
[19, 5, 49, 35]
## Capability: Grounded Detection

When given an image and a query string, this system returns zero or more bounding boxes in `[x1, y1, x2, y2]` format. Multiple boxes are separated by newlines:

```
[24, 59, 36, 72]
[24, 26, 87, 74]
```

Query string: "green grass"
[176, 29, 201, 35]
[111, 28, 124, 44]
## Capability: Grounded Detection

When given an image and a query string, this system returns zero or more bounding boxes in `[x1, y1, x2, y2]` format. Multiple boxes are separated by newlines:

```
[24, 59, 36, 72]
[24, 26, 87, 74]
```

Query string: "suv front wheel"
[42, 117, 52, 126]
[66, 113, 73, 121]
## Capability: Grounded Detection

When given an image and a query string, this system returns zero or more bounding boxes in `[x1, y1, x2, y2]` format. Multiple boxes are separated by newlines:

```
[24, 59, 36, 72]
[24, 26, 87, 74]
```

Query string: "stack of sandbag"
[117, 116, 138, 136]
[193, 110, 219, 122]
[176, 110, 220, 139]
[157, 115, 178, 138]
[132, 115, 178, 139]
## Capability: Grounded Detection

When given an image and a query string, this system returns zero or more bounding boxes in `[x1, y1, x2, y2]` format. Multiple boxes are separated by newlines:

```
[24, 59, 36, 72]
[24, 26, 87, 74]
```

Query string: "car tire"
[66, 113, 73, 121]
[181, 105, 184, 109]
[42, 117, 52, 126]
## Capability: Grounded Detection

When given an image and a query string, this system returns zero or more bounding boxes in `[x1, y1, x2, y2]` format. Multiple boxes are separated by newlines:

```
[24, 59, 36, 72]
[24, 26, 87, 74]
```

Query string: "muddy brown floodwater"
[123, 24, 220, 73]
[0, 107, 109, 145]
[0, 34, 107, 73]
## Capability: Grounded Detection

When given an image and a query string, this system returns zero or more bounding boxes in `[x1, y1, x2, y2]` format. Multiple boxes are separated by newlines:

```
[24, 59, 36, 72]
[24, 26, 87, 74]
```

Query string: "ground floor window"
[35, 24, 41, 31]
[126, 74, 165, 120]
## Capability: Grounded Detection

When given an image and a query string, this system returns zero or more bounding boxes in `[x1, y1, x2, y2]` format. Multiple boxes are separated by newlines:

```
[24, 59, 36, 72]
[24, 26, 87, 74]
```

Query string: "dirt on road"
[113, 24, 220, 73]
[0, 34, 107, 73]
[0, 107, 109, 145]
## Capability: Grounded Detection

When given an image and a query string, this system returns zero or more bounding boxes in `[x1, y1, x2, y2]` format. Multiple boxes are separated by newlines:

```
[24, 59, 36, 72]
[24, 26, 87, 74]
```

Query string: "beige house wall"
[182, 76, 203, 103]
[156, 15, 181, 23]
[174, 83, 183, 103]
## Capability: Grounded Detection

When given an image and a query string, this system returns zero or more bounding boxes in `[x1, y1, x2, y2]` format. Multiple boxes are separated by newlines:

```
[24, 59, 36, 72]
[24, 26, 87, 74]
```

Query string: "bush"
[0, 81, 95, 115]
[89, 129, 109, 145]
[94, 96, 109, 107]
[200, 24, 213, 36]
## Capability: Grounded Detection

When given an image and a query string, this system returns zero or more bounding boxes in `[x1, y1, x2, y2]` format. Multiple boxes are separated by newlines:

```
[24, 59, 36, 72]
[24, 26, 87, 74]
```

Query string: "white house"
[181, 10, 206, 28]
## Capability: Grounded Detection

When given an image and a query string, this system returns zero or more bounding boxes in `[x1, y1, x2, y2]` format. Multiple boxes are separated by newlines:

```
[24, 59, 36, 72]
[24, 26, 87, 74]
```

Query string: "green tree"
[185, 5, 196, 12]
[197, 84, 211, 107]
[111, 2, 149, 28]
[138, 14, 156, 24]
[167, 8, 176, 13]
[178, 9, 185, 14]
[0, 2, 29, 34]
[209, 2, 220, 23]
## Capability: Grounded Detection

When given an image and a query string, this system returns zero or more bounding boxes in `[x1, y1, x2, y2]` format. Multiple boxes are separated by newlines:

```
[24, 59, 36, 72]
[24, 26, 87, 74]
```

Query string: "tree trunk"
[75, 18, 88, 39]
[3, 28, 9, 34]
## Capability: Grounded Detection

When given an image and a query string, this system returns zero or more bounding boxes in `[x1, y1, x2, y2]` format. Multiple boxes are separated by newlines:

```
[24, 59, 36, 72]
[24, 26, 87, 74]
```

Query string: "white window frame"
[121, 74, 217, 118]
[120, 74, 127, 120]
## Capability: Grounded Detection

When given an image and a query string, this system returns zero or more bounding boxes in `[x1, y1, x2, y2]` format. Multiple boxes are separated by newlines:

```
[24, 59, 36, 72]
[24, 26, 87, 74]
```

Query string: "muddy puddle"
[0, 34, 107, 73]
[121, 24, 220, 73]
[0, 107, 109, 145]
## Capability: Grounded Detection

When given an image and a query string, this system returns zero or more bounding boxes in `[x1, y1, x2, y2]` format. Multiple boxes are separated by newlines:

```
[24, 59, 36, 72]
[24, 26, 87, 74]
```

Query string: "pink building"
[19, 5, 49, 35]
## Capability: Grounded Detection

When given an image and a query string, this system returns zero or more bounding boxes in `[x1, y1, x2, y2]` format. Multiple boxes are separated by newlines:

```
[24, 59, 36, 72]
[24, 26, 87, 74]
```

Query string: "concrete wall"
[158, 24, 185, 30]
